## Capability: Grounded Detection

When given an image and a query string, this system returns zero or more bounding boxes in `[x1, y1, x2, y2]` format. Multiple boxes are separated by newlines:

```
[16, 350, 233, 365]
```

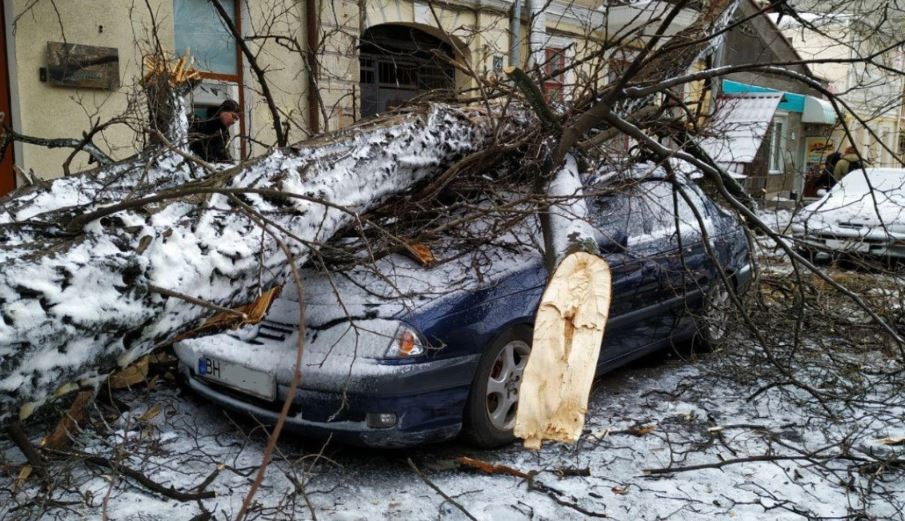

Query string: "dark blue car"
[175, 170, 751, 448]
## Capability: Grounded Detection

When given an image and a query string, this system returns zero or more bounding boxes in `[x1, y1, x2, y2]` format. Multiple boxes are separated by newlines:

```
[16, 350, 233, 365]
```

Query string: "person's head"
[844, 145, 857, 155]
[216, 99, 240, 127]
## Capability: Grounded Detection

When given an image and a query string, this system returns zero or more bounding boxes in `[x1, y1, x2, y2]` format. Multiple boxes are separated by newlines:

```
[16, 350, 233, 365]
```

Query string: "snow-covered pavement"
[4, 340, 902, 521]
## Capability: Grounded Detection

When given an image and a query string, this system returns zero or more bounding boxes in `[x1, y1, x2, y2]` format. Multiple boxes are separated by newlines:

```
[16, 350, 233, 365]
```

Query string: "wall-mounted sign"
[493, 55, 504, 74]
[46, 42, 119, 90]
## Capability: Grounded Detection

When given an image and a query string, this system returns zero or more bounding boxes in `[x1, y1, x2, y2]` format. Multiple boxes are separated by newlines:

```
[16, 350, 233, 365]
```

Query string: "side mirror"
[816, 188, 827, 197]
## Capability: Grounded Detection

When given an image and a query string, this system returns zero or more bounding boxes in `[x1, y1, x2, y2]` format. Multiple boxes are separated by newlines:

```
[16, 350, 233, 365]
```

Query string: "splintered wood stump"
[0, 104, 497, 427]
[514, 252, 611, 449]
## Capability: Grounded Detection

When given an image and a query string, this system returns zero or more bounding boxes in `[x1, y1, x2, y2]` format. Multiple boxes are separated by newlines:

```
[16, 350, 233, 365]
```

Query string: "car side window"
[585, 176, 711, 249]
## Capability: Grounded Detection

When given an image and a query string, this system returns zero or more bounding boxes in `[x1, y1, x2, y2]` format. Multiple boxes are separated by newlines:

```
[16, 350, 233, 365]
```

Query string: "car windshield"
[831, 169, 905, 200]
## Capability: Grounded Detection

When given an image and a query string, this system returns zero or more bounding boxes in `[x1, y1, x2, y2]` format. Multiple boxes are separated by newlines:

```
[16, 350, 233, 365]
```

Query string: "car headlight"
[384, 324, 426, 359]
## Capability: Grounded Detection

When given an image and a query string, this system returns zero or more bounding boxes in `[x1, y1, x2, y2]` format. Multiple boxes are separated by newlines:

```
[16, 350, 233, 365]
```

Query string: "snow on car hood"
[175, 220, 543, 387]
[794, 169, 905, 234]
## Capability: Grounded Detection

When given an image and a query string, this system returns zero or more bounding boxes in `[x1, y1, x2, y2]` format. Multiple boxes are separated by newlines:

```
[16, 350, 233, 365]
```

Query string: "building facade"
[708, 0, 837, 199]
[0, 0, 705, 195]
[778, 2, 905, 169]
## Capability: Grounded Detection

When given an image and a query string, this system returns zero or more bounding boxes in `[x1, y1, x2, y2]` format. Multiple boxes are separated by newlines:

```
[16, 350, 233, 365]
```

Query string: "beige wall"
[241, 0, 309, 154]
[782, 20, 904, 166]
[10, 0, 171, 179]
[5, 0, 665, 181]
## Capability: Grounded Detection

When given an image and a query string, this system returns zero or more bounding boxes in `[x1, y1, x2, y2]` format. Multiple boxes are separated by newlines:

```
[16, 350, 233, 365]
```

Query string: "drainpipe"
[526, 0, 546, 70]
[510, 0, 522, 67]
[306, 0, 319, 134]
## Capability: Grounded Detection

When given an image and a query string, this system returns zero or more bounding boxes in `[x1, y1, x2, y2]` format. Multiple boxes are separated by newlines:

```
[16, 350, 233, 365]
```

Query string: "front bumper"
[794, 234, 905, 258]
[177, 353, 480, 448]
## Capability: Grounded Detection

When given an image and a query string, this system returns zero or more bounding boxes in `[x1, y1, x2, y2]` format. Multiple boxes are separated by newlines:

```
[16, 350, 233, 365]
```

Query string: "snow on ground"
[3, 343, 903, 521]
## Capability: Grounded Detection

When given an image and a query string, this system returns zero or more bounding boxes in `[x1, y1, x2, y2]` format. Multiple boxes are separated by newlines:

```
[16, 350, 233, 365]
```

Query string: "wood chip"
[515, 252, 612, 449]
[108, 357, 150, 389]
[15, 465, 32, 489]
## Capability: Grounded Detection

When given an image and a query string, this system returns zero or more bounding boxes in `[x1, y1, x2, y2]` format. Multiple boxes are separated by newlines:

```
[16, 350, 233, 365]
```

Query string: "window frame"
[175, 0, 246, 159]
[542, 47, 566, 103]
[768, 114, 788, 175]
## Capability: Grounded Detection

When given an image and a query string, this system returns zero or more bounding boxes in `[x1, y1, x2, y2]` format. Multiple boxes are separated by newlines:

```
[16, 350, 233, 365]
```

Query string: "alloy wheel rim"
[706, 286, 731, 342]
[485, 339, 530, 431]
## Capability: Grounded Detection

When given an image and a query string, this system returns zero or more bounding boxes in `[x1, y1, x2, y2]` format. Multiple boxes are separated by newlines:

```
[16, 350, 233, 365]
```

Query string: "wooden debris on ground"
[107, 357, 150, 390]
[41, 389, 95, 450]
[455, 456, 531, 479]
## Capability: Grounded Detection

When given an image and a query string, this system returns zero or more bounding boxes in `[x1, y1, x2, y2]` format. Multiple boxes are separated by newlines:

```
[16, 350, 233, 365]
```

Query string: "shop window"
[175, 0, 239, 76]
[175, 0, 245, 158]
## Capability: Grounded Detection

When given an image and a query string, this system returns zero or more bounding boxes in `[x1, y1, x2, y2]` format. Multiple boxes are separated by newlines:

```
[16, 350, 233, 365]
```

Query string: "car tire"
[463, 325, 532, 449]
[693, 281, 732, 351]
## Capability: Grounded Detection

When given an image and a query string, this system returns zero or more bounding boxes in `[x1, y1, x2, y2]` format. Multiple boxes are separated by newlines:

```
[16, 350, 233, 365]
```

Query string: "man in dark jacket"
[189, 99, 240, 162]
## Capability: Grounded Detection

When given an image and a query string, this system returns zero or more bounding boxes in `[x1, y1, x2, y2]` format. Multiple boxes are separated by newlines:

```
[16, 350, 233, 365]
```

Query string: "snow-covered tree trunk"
[0, 105, 490, 426]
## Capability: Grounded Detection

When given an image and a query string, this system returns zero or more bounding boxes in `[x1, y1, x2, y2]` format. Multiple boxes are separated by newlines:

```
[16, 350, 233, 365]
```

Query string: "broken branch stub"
[514, 251, 612, 449]
[0, 104, 497, 427]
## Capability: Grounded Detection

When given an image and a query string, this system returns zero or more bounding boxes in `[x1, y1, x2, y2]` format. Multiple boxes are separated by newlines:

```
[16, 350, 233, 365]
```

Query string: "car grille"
[813, 232, 887, 244]
[836, 221, 867, 229]
[256, 321, 295, 341]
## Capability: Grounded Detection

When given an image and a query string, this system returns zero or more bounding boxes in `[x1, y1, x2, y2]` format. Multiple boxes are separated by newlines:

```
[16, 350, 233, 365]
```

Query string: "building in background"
[778, 1, 905, 169]
[0, 0, 702, 194]
[703, 0, 836, 200]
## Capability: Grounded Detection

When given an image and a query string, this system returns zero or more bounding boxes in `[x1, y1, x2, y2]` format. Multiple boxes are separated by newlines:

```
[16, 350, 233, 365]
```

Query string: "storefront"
[714, 80, 837, 198]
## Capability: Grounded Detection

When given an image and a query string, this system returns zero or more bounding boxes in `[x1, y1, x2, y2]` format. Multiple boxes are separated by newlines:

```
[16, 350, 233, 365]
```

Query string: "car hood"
[793, 191, 905, 234]
[175, 226, 543, 387]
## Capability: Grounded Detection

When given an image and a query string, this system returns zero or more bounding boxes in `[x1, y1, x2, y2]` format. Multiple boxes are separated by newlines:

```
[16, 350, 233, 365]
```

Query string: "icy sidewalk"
[4, 346, 902, 521]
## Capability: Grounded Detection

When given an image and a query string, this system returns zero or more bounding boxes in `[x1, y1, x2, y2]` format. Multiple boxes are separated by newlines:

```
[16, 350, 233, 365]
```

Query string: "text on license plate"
[198, 357, 276, 401]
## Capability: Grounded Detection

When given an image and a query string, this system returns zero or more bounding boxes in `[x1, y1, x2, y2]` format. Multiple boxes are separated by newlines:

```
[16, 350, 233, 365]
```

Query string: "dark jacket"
[189, 115, 232, 162]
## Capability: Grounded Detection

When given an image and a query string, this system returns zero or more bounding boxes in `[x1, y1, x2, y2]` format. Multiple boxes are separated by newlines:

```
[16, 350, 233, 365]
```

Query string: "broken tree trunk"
[514, 155, 612, 449]
[0, 104, 498, 427]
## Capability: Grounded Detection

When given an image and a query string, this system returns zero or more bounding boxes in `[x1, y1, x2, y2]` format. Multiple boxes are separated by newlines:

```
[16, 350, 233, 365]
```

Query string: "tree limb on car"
[0, 102, 509, 428]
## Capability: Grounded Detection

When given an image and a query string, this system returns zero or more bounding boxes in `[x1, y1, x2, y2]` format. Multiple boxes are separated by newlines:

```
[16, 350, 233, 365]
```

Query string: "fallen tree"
[0, 102, 515, 427]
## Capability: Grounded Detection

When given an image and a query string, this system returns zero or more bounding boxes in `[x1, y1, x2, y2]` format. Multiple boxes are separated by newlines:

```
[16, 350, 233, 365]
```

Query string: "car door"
[633, 180, 714, 337]
[587, 188, 667, 364]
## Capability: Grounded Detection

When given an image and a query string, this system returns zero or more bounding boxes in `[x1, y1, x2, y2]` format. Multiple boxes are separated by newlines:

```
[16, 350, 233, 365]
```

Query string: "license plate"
[198, 357, 276, 401]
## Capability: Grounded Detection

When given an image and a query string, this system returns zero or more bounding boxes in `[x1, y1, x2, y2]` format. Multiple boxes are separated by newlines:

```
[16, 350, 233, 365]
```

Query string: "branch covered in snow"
[0, 105, 505, 426]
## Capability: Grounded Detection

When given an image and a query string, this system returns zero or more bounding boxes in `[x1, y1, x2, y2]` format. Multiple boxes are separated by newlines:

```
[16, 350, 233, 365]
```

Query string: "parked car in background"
[175, 168, 752, 448]
[792, 168, 905, 258]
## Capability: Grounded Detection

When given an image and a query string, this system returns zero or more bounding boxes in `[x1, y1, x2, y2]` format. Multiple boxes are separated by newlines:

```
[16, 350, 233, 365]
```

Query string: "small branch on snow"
[148, 284, 249, 321]
[53, 450, 217, 501]
[407, 457, 479, 521]
[527, 477, 608, 518]
[644, 454, 834, 476]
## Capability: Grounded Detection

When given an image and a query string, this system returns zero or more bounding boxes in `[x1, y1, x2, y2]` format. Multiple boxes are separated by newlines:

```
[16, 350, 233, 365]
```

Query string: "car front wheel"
[696, 282, 732, 348]
[463, 326, 532, 448]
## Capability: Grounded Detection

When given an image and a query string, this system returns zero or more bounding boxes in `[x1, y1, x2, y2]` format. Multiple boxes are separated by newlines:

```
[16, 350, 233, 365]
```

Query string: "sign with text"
[46, 42, 119, 90]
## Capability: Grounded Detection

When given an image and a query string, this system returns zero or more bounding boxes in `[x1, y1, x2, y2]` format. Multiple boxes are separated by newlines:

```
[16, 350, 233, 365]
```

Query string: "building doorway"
[0, 1, 15, 195]
[359, 24, 456, 118]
